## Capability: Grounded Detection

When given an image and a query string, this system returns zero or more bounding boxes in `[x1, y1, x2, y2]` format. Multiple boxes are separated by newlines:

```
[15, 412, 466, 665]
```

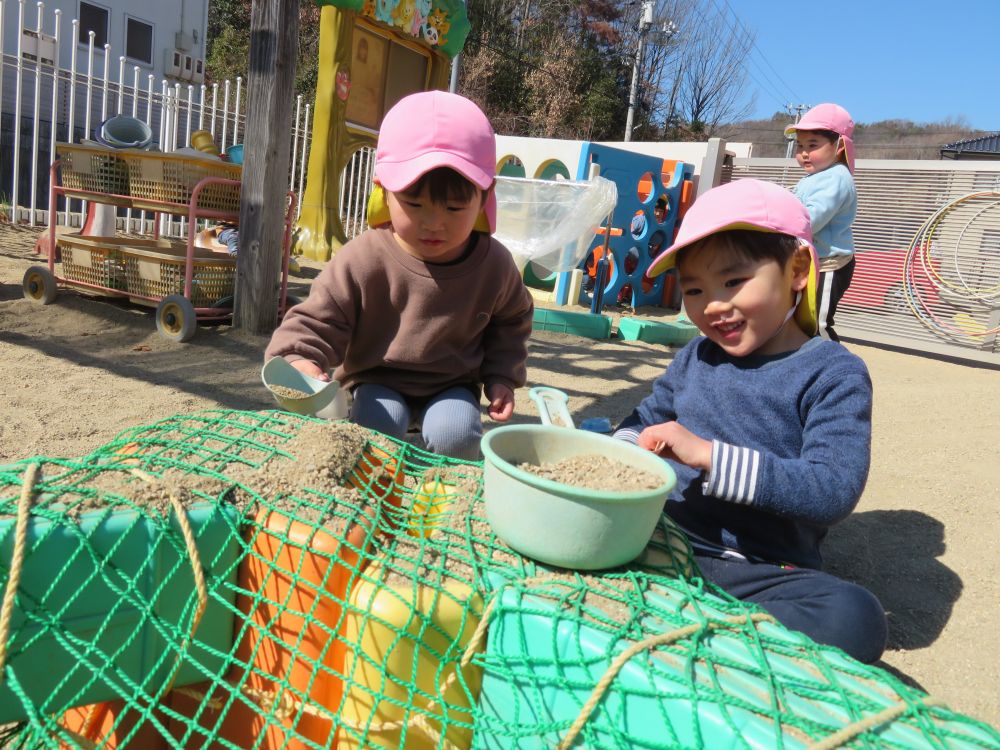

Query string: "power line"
[685, 0, 791, 111]
[711, 0, 802, 103]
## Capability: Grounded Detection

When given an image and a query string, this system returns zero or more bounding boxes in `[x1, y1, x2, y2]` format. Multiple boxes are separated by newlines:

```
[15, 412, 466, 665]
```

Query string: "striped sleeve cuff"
[612, 427, 641, 445]
[701, 439, 761, 505]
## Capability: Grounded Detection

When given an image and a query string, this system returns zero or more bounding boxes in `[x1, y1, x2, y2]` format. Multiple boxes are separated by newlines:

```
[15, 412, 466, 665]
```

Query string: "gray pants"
[350, 383, 483, 461]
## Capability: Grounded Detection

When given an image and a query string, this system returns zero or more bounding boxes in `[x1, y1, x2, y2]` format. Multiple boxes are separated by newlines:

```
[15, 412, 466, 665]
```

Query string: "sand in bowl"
[518, 454, 662, 492]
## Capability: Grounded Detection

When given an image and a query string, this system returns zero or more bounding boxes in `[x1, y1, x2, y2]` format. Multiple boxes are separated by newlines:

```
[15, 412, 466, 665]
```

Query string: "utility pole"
[624, 0, 654, 142]
[784, 103, 809, 158]
[449, 53, 461, 93]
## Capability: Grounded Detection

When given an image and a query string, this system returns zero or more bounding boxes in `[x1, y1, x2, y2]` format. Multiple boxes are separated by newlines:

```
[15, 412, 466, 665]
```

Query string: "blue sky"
[730, 0, 999, 130]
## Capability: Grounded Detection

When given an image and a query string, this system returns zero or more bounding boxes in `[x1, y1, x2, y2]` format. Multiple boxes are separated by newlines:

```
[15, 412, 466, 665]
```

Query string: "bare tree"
[672, 8, 755, 133]
[628, 1, 756, 140]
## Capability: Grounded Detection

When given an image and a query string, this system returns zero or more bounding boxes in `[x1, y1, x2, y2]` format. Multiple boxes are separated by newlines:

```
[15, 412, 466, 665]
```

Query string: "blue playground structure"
[549, 142, 695, 310]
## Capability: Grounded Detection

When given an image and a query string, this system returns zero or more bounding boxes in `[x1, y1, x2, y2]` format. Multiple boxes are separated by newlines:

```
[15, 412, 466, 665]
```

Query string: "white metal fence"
[340, 145, 375, 242]
[0, 0, 313, 234]
[732, 158, 1000, 364]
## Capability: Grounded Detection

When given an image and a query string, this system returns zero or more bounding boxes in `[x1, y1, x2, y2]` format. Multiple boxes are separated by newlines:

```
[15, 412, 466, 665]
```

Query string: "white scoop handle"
[528, 386, 575, 429]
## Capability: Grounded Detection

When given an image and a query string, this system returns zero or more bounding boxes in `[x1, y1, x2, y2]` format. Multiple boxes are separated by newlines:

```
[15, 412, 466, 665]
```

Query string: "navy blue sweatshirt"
[615, 336, 872, 569]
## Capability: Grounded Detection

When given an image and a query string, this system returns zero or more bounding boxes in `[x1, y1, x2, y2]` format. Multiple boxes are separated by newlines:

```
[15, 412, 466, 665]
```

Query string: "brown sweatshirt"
[265, 227, 534, 398]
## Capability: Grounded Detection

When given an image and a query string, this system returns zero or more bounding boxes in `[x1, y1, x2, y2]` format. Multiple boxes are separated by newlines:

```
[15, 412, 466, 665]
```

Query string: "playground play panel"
[1, 409, 998, 748]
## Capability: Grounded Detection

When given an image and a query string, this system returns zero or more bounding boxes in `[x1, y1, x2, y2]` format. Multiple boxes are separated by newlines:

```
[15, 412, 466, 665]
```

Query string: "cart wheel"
[22, 266, 58, 304]
[156, 294, 197, 342]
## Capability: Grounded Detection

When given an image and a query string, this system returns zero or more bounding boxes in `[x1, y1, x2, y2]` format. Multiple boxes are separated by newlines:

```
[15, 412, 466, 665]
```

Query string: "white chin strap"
[760, 290, 803, 348]
[783, 291, 803, 325]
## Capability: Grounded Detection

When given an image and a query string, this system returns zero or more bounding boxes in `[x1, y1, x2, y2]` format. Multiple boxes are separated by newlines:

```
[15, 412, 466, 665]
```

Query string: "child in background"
[265, 91, 533, 460]
[197, 222, 303, 273]
[653, 197, 667, 224]
[786, 103, 857, 341]
[613, 179, 886, 664]
[218, 223, 240, 256]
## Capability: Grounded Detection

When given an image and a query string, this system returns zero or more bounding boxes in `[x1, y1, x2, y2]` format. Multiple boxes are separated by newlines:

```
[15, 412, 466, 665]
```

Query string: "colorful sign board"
[316, 0, 470, 58]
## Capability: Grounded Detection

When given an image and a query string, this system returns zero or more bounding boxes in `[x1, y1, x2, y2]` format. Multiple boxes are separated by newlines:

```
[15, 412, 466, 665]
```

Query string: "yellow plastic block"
[338, 560, 484, 749]
[408, 480, 456, 539]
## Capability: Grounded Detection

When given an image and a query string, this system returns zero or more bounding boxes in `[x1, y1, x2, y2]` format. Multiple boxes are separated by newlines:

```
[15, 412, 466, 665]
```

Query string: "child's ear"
[790, 244, 812, 291]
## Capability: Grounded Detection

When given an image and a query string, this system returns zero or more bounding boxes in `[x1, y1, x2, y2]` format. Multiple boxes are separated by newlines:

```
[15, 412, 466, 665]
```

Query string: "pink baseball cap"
[374, 90, 497, 232]
[784, 103, 856, 173]
[647, 179, 819, 335]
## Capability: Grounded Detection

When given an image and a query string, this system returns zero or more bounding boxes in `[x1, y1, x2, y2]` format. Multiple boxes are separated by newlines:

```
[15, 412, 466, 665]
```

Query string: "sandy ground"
[1, 222, 999, 729]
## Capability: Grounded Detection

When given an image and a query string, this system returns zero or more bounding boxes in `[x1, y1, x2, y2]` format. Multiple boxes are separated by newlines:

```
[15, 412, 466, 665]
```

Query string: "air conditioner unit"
[180, 54, 194, 81]
[164, 49, 182, 78]
[191, 58, 205, 84]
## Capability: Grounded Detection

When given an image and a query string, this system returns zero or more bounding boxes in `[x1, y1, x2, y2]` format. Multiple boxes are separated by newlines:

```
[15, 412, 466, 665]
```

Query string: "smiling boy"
[613, 180, 886, 665]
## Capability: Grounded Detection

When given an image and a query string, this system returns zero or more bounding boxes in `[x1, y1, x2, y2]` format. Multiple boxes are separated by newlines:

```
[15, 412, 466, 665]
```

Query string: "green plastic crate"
[532, 308, 611, 339]
[618, 316, 699, 346]
[474, 575, 1000, 750]
[0, 500, 241, 723]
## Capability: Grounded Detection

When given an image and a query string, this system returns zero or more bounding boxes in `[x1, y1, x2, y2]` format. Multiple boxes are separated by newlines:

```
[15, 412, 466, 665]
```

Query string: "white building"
[1, 0, 215, 211]
[1, 0, 210, 84]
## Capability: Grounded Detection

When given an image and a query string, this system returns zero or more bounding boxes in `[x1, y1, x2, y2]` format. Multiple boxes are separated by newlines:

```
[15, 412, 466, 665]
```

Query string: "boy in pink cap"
[266, 91, 533, 460]
[614, 179, 886, 664]
[785, 102, 858, 341]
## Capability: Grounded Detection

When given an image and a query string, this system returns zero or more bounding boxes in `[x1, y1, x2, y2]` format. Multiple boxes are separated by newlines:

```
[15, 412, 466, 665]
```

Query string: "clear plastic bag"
[493, 176, 617, 273]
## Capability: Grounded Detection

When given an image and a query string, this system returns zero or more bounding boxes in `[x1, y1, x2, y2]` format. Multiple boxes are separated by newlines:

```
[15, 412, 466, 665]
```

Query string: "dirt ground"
[1, 222, 999, 728]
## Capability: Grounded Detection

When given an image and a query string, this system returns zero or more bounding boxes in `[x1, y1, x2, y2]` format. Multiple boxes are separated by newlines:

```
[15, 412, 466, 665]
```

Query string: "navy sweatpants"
[816, 257, 856, 342]
[695, 553, 887, 664]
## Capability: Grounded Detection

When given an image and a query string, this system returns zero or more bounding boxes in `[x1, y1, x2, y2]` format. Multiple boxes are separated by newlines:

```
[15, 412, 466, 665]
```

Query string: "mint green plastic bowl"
[261, 356, 347, 418]
[481, 425, 676, 570]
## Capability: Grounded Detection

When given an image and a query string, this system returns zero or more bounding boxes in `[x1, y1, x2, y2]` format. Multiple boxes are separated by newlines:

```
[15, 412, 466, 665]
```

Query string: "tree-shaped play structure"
[296, 0, 470, 261]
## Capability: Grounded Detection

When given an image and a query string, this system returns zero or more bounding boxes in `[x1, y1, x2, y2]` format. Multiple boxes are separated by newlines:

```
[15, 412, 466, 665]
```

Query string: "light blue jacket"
[794, 163, 856, 261]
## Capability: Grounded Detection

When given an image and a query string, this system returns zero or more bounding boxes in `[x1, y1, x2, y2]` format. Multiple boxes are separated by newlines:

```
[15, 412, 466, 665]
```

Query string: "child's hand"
[485, 383, 515, 422]
[290, 359, 330, 381]
[638, 422, 712, 471]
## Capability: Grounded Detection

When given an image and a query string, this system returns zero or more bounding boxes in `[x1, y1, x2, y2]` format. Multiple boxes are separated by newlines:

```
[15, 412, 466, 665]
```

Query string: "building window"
[78, 1, 109, 48]
[125, 17, 153, 65]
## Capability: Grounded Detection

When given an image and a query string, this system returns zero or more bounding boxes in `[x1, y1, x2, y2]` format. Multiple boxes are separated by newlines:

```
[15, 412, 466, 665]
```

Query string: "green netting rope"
[0, 409, 995, 750]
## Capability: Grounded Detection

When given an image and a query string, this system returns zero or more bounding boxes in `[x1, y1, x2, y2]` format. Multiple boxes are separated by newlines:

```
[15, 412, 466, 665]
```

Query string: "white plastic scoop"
[528, 386, 575, 429]
[261, 357, 348, 418]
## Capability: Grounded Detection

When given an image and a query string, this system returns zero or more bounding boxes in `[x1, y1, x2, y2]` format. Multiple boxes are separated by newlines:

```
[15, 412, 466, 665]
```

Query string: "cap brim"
[374, 151, 496, 232]
[648, 227, 819, 337]
[375, 150, 493, 192]
[647, 220, 767, 277]
[368, 177, 497, 234]
[784, 125, 856, 174]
